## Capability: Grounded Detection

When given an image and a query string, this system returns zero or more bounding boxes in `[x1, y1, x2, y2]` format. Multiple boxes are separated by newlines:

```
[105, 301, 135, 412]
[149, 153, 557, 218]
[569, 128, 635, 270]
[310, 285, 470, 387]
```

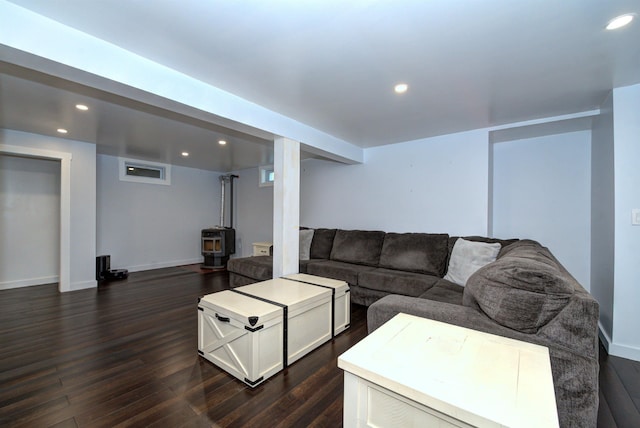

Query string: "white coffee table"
[283, 273, 350, 336]
[234, 278, 333, 366]
[198, 290, 284, 387]
[338, 313, 559, 427]
[198, 277, 334, 387]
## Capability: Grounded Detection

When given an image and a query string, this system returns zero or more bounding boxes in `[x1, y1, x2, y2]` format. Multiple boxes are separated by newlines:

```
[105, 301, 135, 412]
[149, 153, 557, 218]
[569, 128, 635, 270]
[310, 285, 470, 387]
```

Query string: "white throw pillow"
[299, 229, 315, 261]
[444, 238, 501, 286]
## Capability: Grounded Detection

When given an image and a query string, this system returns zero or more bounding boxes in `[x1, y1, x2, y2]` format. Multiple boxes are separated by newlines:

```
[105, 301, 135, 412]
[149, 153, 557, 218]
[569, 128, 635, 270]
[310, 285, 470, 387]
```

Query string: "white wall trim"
[0, 144, 72, 293]
[608, 342, 640, 362]
[125, 258, 203, 273]
[0, 276, 59, 290]
[69, 280, 98, 292]
[598, 321, 612, 352]
[599, 321, 640, 362]
[488, 110, 600, 132]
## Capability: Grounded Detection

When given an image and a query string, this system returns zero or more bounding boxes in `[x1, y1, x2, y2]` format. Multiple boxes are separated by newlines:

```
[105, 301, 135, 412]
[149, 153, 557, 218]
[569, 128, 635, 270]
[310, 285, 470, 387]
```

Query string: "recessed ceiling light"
[57, 128, 68, 134]
[394, 83, 409, 94]
[181, 152, 189, 157]
[218, 140, 227, 145]
[75, 104, 89, 111]
[606, 13, 635, 30]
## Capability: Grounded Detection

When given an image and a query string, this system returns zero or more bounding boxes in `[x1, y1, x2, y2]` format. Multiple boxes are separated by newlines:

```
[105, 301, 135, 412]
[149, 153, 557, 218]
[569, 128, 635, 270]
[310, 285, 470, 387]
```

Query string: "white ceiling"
[1, 0, 639, 170]
[0, 65, 281, 171]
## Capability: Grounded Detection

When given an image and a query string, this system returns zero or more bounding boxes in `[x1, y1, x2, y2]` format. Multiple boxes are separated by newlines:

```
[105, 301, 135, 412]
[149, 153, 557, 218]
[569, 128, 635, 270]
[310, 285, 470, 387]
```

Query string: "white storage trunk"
[283, 273, 351, 336]
[235, 278, 333, 365]
[198, 290, 284, 387]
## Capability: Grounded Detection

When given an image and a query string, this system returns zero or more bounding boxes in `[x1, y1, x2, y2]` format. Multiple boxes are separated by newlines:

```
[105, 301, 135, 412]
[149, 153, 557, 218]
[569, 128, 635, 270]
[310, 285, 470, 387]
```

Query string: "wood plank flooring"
[598, 343, 640, 428]
[1, 267, 639, 427]
[0, 268, 367, 427]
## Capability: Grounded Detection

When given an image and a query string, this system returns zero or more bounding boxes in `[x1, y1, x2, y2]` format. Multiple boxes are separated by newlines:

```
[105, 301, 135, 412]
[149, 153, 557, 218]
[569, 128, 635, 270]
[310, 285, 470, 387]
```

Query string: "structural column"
[59, 156, 71, 292]
[272, 137, 300, 278]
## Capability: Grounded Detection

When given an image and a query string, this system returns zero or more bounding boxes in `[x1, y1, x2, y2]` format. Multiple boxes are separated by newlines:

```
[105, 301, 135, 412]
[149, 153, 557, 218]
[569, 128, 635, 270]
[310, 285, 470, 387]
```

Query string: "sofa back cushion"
[378, 233, 449, 276]
[309, 228, 337, 259]
[443, 238, 501, 285]
[299, 229, 315, 260]
[447, 236, 518, 263]
[330, 229, 385, 266]
[464, 240, 574, 333]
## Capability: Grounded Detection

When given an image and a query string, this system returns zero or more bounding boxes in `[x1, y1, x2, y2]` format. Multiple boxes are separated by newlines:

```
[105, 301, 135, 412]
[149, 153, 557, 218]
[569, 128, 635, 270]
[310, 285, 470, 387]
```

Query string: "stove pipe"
[219, 176, 226, 227]
[219, 174, 239, 228]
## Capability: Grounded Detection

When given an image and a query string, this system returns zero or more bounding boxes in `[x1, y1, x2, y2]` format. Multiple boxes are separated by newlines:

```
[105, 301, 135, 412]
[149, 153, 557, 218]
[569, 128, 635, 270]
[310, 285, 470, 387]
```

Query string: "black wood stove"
[201, 174, 238, 269]
[201, 227, 235, 269]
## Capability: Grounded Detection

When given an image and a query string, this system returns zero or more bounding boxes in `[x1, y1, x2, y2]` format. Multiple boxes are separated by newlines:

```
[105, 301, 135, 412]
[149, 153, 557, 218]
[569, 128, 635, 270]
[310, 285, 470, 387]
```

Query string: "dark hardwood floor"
[1, 267, 639, 427]
[598, 343, 640, 428]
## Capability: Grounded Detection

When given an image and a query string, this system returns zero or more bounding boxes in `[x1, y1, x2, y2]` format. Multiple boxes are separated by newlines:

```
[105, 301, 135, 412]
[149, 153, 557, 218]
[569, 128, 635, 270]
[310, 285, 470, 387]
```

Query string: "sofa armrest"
[368, 294, 555, 348]
[367, 294, 599, 428]
[368, 294, 494, 334]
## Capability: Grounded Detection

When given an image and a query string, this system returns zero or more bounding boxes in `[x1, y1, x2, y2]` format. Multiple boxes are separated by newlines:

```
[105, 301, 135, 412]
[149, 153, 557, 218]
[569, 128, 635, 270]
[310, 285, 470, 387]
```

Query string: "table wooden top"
[199, 290, 283, 326]
[235, 278, 331, 308]
[283, 273, 349, 290]
[338, 313, 559, 428]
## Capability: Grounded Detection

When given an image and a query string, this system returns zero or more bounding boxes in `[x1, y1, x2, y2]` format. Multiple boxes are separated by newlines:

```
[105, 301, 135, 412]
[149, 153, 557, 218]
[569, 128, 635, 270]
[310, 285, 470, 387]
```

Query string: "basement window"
[259, 165, 275, 187]
[119, 158, 171, 185]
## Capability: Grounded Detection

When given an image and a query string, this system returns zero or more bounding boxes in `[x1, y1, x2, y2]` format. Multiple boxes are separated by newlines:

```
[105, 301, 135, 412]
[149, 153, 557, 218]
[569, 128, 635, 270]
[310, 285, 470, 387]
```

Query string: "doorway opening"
[0, 143, 71, 292]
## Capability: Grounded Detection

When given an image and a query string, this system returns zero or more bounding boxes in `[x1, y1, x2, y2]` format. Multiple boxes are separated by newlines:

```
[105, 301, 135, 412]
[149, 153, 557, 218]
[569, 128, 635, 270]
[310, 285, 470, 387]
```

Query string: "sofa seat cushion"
[358, 268, 439, 297]
[464, 240, 575, 333]
[378, 233, 449, 276]
[330, 229, 386, 266]
[228, 256, 327, 278]
[418, 279, 464, 305]
[227, 256, 273, 281]
[298, 258, 327, 274]
[229, 272, 260, 288]
[306, 260, 376, 285]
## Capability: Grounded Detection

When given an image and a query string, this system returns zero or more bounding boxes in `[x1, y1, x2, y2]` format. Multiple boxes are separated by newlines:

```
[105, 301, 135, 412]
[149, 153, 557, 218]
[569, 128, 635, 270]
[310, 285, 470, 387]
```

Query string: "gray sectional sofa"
[227, 228, 599, 428]
[229, 229, 514, 306]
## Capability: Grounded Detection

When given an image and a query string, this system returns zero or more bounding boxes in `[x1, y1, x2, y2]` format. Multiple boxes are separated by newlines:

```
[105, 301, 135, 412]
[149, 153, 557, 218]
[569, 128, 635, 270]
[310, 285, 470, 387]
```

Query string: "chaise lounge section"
[367, 240, 599, 427]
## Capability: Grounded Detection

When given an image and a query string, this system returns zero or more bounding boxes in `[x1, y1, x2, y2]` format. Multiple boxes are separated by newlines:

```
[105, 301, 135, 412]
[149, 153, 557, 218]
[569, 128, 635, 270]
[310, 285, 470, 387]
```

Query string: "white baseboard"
[0, 276, 98, 292]
[70, 280, 97, 291]
[125, 258, 203, 273]
[0, 275, 59, 290]
[607, 342, 640, 362]
[599, 321, 640, 362]
[598, 321, 612, 351]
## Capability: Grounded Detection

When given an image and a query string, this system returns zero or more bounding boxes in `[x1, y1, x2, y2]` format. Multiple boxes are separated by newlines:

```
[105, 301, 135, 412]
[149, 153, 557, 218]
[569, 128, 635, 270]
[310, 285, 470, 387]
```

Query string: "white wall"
[96, 154, 222, 271]
[232, 166, 274, 258]
[591, 92, 615, 340]
[232, 129, 491, 255]
[301, 129, 491, 235]
[612, 83, 640, 360]
[236, 127, 594, 297]
[0, 129, 96, 290]
[0, 155, 60, 289]
[492, 131, 592, 289]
